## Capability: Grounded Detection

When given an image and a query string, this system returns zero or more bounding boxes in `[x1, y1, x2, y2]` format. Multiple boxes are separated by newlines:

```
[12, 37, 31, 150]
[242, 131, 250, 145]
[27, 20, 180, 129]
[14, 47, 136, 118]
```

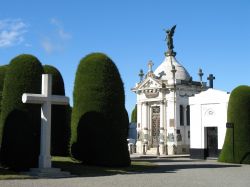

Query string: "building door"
[151, 106, 160, 147]
[206, 127, 218, 157]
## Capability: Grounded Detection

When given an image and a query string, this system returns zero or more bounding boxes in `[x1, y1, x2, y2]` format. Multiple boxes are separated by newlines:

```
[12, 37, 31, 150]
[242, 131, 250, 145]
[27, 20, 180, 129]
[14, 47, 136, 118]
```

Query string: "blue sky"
[0, 0, 249, 119]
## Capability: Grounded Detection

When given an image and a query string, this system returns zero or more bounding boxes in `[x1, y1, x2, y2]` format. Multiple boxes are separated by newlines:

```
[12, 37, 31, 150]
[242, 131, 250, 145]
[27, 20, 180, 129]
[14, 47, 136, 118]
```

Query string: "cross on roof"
[207, 74, 215, 88]
[198, 68, 204, 81]
[22, 74, 69, 169]
[147, 60, 154, 72]
[138, 69, 144, 82]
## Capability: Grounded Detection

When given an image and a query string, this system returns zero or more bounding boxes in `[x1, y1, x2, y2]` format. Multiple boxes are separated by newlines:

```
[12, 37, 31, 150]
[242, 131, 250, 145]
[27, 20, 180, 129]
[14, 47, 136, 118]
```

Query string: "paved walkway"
[1, 157, 250, 187]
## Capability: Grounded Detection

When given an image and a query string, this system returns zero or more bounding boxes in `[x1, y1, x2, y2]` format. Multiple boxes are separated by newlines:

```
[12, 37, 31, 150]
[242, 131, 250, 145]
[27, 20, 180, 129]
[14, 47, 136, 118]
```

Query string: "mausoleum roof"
[154, 55, 191, 81]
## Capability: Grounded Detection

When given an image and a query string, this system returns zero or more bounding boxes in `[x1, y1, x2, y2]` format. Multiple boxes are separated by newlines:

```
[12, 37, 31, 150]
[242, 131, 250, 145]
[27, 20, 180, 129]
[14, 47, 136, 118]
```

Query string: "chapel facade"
[131, 26, 210, 155]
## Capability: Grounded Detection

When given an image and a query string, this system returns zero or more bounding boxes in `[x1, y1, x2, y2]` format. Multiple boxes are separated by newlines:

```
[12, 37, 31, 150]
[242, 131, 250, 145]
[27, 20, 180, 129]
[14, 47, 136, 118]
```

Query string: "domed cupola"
[154, 25, 191, 81]
[154, 55, 191, 81]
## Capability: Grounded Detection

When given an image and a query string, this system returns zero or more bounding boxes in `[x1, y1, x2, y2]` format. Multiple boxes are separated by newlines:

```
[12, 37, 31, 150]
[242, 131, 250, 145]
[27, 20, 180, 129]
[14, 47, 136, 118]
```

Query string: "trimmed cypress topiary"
[0, 65, 8, 115]
[219, 85, 250, 164]
[0, 54, 43, 171]
[71, 53, 130, 167]
[0, 65, 8, 91]
[43, 65, 71, 156]
[131, 104, 137, 123]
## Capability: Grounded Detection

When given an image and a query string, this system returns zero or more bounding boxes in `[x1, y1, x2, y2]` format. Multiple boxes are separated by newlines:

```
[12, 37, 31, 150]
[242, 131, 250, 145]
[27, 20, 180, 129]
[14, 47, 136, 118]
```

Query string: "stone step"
[146, 147, 159, 155]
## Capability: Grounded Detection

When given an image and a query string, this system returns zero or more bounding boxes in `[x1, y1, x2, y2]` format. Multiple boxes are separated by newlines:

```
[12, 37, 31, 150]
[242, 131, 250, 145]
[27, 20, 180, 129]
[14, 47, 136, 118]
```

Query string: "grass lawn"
[0, 156, 156, 179]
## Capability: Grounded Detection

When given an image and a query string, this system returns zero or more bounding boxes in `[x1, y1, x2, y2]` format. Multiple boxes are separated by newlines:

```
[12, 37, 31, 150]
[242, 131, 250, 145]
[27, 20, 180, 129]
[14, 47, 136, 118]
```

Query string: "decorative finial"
[198, 68, 204, 82]
[171, 65, 177, 86]
[146, 60, 155, 78]
[164, 25, 177, 57]
[147, 60, 154, 73]
[207, 74, 215, 88]
[138, 69, 144, 82]
[171, 65, 177, 76]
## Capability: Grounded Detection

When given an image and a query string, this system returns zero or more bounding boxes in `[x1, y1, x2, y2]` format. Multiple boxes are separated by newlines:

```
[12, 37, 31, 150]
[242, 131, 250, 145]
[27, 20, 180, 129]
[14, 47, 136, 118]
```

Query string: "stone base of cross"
[22, 74, 70, 177]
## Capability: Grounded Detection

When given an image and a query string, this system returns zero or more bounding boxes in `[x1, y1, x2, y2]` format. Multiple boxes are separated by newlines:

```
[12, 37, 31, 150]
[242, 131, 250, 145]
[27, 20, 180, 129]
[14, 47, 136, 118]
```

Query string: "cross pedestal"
[22, 74, 70, 177]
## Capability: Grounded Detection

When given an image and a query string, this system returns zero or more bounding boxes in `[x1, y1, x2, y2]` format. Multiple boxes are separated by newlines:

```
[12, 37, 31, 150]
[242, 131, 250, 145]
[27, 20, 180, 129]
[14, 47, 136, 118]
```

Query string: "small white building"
[189, 89, 230, 159]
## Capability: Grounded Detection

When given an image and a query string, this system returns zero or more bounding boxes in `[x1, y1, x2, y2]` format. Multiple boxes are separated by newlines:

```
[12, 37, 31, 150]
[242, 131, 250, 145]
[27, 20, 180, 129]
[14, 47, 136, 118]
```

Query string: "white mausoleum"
[131, 26, 210, 155]
[189, 89, 230, 159]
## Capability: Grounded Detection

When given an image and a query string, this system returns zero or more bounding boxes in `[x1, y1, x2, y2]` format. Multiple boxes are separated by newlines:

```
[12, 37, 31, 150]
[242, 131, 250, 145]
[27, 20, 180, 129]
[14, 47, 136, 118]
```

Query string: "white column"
[148, 105, 152, 148]
[159, 100, 165, 154]
[137, 102, 142, 130]
[164, 100, 168, 155]
[167, 93, 176, 155]
[141, 102, 147, 130]
[143, 102, 149, 145]
[136, 102, 143, 154]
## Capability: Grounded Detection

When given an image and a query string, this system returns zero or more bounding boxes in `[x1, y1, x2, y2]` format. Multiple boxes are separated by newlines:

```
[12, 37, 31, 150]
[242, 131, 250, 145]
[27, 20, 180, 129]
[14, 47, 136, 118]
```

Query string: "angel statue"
[164, 25, 176, 50]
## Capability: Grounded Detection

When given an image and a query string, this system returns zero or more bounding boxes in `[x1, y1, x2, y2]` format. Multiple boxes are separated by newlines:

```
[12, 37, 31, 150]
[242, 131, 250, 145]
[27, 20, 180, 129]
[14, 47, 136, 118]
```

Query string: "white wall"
[190, 103, 202, 148]
[189, 89, 230, 150]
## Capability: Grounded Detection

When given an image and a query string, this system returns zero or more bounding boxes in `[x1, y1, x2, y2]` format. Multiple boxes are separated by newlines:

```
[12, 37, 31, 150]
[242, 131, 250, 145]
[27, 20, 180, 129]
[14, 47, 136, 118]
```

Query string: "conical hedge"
[219, 85, 250, 164]
[131, 104, 137, 123]
[0, 54, 43, 171]
[70, 53, 130, 167]
[43, 65, 71, 156]
[0, 65, 8, 91]
[0, 65, 8, 115]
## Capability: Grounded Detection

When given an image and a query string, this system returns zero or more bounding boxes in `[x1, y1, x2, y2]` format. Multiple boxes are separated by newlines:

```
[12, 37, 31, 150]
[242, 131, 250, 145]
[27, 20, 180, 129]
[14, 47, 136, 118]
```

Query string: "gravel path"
[1, 158, 250, 187]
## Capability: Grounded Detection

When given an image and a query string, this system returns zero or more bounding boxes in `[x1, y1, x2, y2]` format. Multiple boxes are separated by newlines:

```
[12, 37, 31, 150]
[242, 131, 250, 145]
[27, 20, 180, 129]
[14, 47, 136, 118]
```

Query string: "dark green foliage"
[0, 65, 8, 115]
[219, 85, 250, 164]
[131, 104, 137, 123]
[124, 109, 130, 138]
[71, 53, 130, 167]
[0, 65, 8, 91]
[0, 54, 43, 171]
[43, 65, 71, 156]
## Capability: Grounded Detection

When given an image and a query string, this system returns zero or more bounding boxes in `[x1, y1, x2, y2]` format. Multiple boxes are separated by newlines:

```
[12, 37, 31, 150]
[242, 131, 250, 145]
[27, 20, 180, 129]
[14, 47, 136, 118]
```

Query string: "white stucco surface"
[189, 89, 230, 150]
[154, 56, 191, 81]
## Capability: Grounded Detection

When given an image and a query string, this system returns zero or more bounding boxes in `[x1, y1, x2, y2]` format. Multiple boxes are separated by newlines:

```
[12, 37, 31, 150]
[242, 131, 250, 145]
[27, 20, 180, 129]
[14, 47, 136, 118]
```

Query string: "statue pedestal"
[159, 144, 165, 155]
[165, 50, 176, 57]
[168, 145, 175, 155]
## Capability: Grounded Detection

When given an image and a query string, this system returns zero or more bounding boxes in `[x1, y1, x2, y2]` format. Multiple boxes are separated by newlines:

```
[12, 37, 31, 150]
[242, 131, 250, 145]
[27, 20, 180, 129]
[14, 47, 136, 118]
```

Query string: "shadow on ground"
[0, 157, 242, 179]
[52, 160, 155, 177]
[131, 158, 241, 174]
[52, 157, 241, 177]
[0, 167, 34, 179]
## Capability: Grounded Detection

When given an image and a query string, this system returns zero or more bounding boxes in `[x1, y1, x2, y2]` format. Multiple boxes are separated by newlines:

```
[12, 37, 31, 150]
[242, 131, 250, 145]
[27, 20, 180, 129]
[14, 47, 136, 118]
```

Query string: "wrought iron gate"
[151, 106, 160, 147]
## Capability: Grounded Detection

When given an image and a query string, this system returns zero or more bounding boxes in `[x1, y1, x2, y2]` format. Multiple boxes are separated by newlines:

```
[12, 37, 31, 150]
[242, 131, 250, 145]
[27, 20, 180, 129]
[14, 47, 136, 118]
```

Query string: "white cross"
[22, 74, 69, 169]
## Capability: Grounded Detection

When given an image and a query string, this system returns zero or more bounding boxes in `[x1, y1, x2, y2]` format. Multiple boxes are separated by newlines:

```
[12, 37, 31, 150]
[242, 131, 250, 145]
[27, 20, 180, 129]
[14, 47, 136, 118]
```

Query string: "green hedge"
[43, 65, 71, 156]
[0, 54, 44, 171]
[0, 65, 8, 115]
[70, 53, 130, 167]
[0, 65, 8, 91]
[219, 85, 250, 164]
[131, 104, 137, 123]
